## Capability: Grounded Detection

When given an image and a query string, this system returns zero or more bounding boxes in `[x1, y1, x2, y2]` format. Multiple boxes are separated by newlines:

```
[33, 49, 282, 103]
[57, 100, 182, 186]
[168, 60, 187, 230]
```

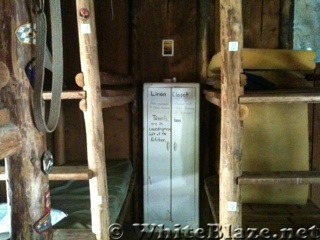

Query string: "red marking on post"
[79, 8, 90, 20]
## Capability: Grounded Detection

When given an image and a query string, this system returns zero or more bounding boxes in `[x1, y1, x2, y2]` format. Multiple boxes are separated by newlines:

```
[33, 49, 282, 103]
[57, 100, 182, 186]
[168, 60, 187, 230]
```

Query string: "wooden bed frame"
[0, 0, 137, 239]
[203, 1, 320, 238]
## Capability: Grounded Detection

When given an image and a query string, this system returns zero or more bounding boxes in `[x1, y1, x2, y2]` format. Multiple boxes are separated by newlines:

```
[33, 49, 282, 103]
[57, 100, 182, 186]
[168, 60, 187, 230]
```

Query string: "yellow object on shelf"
[241, 103, 309, 205]
[208, 48, 317, 77]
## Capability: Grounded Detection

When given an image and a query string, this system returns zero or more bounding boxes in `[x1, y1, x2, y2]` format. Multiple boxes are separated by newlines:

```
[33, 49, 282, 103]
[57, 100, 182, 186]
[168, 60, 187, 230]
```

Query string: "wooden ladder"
[204, 0, 320, 238]
[0, 0, 134, 239]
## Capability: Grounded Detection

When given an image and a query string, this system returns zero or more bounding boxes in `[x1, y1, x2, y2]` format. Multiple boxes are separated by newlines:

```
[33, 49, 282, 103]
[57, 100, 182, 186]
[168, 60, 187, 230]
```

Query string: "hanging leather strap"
[33, 0, 63, 133]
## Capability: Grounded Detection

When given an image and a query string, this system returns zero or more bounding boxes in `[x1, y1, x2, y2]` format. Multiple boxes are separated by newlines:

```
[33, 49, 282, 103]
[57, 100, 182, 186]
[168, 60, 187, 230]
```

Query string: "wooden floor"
[205, 176, 320, 239]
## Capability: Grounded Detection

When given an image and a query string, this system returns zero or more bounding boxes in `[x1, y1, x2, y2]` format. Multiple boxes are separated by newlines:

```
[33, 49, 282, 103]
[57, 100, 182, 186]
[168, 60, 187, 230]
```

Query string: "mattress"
[50, 158, 133, 229]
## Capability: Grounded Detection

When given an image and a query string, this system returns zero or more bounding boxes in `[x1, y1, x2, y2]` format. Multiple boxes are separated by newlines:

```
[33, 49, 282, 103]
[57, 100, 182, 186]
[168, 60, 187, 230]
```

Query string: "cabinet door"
[144, 87, 172, 222]
[171, 87, 198, 225]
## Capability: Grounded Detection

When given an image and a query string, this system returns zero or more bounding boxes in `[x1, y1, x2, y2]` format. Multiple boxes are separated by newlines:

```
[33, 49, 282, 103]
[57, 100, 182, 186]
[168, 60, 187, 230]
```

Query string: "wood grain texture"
[219, 0, 243, 236]
[76, 1, 109, 239]
[168, 0, 197, 82]
[240, 91, 320, 104]
[0, 61, 9, 89]
[0, 124, 21, 159]
[0, 108, 10, 126]
[197, 0, 211, 83]
[279, 0, 294, 49]
[53, 229, 96, 240]
[49, 166, 93, 180]
[243, 0, 263, 48]
[261, 0, 280, 48]
[238, 171, 320, 185]
[95, 0, 129, 75]
[42, 90, 86, 100]
[132, 0, 197, 83]
[53, 105, 65, 165]
[0, 0, 51, 238]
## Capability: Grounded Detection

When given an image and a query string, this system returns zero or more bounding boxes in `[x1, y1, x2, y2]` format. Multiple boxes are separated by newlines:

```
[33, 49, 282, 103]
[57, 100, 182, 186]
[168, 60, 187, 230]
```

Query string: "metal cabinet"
[143, 83, 199, 229]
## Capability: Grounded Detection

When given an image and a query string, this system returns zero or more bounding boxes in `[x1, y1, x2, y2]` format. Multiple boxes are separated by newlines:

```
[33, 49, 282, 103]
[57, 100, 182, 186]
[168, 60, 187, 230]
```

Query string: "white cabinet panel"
[171, 87, 198, 223]
[144, 87, 171, 221]
[143, 83, 199, 229]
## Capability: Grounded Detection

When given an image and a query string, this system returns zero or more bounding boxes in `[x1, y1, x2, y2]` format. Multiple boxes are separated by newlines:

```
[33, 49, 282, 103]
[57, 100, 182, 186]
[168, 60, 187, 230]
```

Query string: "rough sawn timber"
[219, 0, 243, 238]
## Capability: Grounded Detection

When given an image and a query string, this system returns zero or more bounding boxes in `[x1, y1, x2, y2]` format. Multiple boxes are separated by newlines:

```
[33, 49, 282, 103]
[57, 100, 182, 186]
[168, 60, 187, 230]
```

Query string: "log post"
[0, 124, 22, 159]
[219, 0, 243, 238]
[75, 1, 109, 239]
[0, 1, 52, 239]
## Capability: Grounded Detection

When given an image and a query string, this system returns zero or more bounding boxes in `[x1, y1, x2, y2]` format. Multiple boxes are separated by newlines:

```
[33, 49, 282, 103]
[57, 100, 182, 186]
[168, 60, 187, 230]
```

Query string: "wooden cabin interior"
[1, 0, 320, 239]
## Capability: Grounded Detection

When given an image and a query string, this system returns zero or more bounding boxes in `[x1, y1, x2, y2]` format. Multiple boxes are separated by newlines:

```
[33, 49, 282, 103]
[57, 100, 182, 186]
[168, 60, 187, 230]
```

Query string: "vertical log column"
[219, 0, 243, 238]
[76, 1, 109, 239]
[0, 1, 51, 239]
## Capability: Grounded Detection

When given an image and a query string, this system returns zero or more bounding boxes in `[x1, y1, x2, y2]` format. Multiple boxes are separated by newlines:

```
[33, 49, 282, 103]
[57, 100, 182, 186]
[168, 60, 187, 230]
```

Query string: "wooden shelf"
[205, 176, 320, 231]
[43, 89, 135, 108]
[204, 90, 221, 107]
[0, 166, 93, 181]
[101, 88, 136, 108]
[204, 89, 320, 105]
[238, 171, 320, 185]
[240, 91, 320, 104]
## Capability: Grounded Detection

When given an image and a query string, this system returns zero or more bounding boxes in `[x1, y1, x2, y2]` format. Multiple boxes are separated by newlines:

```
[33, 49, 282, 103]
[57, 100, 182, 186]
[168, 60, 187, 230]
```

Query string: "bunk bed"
[0, 0, 137, 239]
[0, 84, 137, 239]
[203, 1, 320, 238]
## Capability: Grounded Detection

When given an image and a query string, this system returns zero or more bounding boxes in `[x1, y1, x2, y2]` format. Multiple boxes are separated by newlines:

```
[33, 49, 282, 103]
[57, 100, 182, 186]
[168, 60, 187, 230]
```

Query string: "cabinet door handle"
[166, 141, 170, 151]
[173, 142, 177, 151]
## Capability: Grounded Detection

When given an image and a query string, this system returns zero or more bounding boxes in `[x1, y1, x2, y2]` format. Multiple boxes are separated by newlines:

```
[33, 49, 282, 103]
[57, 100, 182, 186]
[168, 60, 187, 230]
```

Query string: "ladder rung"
[43, 90, 86, 100]
[43, 89, 135, 108]
[238, 171, 320, 185]
[240, 92, 320, 104]
[49, 166, 94, 180]
[0, 166, 94, 181]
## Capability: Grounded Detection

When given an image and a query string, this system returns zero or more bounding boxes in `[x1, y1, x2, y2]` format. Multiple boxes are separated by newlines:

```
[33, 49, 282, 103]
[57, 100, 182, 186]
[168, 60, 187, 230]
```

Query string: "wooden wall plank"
[103, 106, 130, 160]
[132, 0, 197, 83]
[279, 0, 294, 49]
[243, 0, 263, 48]
[95, 0, 130, 75]
[261, 0, 281, 48]
[167, 0, 197, 82]
[133, 0, 167, 83]
[61, 0, 81, 89]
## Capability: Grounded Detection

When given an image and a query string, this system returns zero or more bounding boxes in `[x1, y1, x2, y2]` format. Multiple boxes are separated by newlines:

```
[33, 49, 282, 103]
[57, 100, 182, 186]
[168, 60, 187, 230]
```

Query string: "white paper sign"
[228, 41, 239, 51]
[227, 201, 238, 212]
[81, 24, 91, 34]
